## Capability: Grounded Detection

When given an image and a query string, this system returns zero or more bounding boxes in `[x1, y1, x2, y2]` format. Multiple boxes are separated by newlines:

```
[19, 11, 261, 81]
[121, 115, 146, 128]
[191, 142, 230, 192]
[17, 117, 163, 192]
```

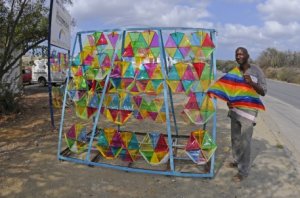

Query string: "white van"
[32, 59, 67, 86]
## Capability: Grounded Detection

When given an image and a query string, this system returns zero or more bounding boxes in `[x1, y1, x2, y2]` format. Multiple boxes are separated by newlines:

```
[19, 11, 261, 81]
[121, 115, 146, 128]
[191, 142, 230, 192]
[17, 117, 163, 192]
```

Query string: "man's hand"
[244, 74, 265, 96]
[243, 74, 253, 85]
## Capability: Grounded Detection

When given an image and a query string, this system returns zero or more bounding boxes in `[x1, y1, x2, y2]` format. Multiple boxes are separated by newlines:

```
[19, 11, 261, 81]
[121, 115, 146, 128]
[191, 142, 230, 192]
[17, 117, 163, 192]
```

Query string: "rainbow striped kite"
[207, 67, 265, 111]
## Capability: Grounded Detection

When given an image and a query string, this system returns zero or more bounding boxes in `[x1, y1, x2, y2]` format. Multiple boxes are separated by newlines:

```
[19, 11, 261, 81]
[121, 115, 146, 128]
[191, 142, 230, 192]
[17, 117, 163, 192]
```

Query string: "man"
[228, 47, 267, 182]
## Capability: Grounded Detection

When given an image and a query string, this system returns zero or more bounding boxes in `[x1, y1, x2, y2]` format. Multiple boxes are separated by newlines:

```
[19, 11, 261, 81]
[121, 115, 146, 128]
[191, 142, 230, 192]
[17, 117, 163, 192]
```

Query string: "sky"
[66, 0, 300, 60]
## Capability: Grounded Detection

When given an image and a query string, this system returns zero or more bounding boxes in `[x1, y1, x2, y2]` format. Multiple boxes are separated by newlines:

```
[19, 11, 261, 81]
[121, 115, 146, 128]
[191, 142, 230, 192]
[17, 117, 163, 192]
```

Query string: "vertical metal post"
[121, 30, 126, 54]
[78, 33, 83, 52]
[209, 30, 217, 176]
[57, 34, 78, 158]
[85, 32, 122, 161]
[47, 0, 55, 128]
[117, 30, 126, 132]
[160, 39, 179, 136]
[158, 29, 174, 171]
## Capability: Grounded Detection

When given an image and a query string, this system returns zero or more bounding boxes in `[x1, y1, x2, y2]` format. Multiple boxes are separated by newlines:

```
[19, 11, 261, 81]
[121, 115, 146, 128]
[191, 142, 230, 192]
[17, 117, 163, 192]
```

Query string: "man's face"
[235, 49, 248, 65]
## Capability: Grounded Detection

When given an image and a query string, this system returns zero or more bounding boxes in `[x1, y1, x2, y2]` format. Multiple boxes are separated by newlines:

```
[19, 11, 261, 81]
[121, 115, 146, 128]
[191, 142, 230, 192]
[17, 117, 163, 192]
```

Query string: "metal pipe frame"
[57, 27, 217, 178]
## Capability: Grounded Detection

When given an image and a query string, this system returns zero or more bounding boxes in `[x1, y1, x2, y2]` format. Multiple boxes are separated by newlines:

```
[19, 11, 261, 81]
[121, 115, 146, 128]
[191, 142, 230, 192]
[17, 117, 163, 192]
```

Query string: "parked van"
[22, 67, 32, 84]
[32, 59, 67, 86]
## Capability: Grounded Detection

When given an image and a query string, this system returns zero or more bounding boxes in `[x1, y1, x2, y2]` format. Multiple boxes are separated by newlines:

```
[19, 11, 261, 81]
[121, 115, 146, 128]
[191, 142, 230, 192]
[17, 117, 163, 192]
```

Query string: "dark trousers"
[231, 116, 254, 176]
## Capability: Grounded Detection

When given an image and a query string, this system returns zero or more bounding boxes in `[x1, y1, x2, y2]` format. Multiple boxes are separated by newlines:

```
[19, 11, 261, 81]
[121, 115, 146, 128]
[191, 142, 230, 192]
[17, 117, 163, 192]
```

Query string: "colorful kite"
[141, 30, 160, 59]
[96, 128, 123, 159]
[139, 133, 169, 165]
[119, 131, 140, 162]
[64, 124, 88, 154]
[135, 63, 164, 95]
[165, 32, 191, 60]
[109, 61, 137, 93]
[207, 67, 265, 111]
[190, 61, 214, 92]
[167, 62, 198, 94]
[123, 30, 161, 66]
[102, 93, 133, 125]
[185, 130, 217, 164]
[181, 92, 215, 125]
[132, 96, 166, 122]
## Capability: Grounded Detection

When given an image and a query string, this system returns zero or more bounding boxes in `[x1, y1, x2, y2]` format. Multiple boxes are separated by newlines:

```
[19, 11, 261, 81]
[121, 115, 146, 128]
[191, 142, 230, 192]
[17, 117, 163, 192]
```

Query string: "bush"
[291, 75, 300, 84]
[277, 68, 300, 83]
[264, 68, 278, 79]
[0, 86, 21, 114]
[263, 67, 300, 84]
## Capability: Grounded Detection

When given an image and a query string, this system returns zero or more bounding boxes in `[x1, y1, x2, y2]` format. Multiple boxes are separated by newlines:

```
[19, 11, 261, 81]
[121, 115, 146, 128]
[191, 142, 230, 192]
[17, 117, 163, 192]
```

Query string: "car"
[22, 68, 32, 84]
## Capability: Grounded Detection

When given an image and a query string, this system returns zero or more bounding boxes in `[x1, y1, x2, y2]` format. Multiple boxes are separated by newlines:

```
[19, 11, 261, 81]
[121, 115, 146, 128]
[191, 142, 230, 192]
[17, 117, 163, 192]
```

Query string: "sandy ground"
[1, 85, 300, 198]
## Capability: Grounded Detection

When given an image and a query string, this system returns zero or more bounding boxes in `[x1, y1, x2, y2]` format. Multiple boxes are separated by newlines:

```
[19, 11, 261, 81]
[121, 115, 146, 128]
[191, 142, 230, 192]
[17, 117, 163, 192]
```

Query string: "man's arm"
[244, 75, 265, 96]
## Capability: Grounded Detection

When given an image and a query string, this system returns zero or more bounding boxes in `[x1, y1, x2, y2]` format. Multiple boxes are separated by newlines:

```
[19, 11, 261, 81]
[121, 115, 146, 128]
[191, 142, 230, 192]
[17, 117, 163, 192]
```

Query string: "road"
[266, 79, 300, 109]
[263, 79, 300, 163]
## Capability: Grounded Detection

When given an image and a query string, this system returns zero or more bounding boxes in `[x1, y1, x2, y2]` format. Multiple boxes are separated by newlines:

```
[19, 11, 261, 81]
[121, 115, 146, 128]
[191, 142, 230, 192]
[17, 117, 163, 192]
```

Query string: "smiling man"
[227, 47, 267, 182]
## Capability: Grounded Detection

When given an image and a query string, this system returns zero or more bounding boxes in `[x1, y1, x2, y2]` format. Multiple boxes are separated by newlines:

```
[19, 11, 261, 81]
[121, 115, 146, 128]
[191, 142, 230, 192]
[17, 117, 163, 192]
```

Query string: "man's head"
[235, 47, 249, 66]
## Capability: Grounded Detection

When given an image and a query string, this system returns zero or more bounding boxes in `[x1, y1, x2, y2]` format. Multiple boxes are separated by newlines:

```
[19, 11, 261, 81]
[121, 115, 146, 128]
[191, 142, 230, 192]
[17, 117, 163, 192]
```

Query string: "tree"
[0, 0, 73, 81]
[0, 0, 72, 113]
[0, 0, 49, 83]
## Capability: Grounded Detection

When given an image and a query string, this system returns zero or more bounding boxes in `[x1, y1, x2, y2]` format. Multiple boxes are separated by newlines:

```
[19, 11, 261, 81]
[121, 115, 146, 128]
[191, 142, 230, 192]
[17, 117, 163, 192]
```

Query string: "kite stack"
[185, 130, 217, 165]
[59, 28, 218, 176]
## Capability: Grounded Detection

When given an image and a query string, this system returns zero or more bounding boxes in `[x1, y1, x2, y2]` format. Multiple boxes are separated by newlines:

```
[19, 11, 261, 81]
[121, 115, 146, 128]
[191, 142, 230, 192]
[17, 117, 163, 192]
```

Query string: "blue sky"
[209, 1, 263, 26]
[67, 0, 300, 60]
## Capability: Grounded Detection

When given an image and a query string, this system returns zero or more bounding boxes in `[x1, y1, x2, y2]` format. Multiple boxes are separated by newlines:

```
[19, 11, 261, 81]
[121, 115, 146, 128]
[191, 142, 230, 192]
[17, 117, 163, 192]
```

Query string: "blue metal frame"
[57, 33, 79, 158]
[85, 30, 123, 161]
[209, 31, 217, 175]
[47, 0, 55, 128]
[158, 29, 175, 171]
[57, 27, 217, 178]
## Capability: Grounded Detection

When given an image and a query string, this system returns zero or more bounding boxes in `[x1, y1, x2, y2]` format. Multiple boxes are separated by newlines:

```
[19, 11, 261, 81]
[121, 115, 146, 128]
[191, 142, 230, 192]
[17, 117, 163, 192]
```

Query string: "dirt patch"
[0, 85, 237, 198]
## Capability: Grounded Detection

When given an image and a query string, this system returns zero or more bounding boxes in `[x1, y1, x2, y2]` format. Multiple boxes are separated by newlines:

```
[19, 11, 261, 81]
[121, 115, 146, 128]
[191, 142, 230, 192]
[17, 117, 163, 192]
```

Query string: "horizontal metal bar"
[58, 155, 213, 178]
[172, 144, 186, 149]
[173, 157, 192, 160]
[89, 130, 190, 140]
[77, 27, 216, 35]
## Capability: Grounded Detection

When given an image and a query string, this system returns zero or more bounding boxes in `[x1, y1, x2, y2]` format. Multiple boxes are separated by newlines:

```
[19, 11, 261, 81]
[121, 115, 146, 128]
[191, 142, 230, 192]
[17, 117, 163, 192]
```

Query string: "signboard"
[50, 0, 71, 50]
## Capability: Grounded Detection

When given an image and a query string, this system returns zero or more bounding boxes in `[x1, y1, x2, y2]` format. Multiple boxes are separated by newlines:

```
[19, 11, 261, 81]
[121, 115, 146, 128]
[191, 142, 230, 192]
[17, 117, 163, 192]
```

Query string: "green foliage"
[0, 0, 49, 82]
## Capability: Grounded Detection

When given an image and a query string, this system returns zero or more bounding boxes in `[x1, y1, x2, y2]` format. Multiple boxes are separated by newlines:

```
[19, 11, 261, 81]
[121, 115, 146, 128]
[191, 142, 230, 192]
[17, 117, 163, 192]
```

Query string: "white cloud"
[69, 0, 211, 27]
[257, 0, 300, 23]
[66, 0, 300, 59]
[216, 24, 268, 59]
[215, 0, 300, 59]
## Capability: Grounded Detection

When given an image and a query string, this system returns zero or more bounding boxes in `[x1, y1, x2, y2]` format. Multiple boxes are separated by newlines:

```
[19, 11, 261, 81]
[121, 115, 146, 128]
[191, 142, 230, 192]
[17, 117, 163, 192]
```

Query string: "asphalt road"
[266, 79, 300, 109]
[263, 79, 300, 163]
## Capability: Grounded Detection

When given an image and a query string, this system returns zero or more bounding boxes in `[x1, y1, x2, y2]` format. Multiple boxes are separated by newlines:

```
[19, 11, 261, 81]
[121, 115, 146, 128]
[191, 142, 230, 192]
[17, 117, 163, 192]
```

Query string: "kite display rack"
[57, 27, 217, 178]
